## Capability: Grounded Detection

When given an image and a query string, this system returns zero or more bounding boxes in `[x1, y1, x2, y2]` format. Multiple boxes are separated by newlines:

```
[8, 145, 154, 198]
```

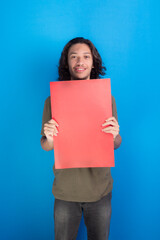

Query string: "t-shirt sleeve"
[112, 95, 118, 122]
[41, 96, 52, 136]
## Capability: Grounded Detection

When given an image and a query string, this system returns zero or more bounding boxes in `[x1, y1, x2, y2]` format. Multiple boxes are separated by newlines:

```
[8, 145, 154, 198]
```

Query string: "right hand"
[44, 119, 59, 142]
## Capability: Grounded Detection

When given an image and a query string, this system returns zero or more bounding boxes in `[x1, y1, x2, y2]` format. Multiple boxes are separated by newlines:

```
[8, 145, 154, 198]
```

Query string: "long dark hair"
[58, 37, 106, 80]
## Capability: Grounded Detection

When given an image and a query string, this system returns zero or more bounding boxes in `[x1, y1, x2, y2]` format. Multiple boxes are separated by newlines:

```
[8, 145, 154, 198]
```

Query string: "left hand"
[102, 117, 120, 140]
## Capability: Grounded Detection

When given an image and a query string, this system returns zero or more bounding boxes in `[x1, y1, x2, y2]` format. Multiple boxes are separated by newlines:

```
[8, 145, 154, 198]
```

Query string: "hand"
[44, 119, 59, 142]
[102, 117, 120, 140]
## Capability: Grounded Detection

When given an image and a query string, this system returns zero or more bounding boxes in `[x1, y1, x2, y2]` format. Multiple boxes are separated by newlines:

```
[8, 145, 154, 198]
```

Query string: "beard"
[70, 74, 90, 81]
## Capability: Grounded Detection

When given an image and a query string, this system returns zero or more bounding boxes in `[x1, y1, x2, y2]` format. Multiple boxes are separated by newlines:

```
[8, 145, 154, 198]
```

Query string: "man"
[40, 37, 122, 240]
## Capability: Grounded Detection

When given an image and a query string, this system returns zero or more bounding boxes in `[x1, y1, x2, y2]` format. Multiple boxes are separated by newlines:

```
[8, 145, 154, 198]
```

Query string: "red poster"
[50, 78, 114, 169]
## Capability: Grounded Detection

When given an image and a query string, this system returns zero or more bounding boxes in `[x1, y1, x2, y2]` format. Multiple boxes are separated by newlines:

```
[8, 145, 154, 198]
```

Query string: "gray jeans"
[54, 192, 112, 240]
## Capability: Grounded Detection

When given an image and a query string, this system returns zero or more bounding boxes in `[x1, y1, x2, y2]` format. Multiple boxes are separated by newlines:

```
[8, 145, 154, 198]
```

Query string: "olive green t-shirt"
[41, 95, 118, 202]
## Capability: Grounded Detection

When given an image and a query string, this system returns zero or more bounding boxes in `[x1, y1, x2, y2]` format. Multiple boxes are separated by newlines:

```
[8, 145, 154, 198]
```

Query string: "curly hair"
[58, 37, 106, 80]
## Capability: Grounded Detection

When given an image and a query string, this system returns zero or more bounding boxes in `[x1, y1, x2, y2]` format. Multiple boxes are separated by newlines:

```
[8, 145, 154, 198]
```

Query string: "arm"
[40, 136, 54, 151]
[114, 133, 122, 150]
[40, 97, 59, 151]
[102, 96, 122, 150]
[102, 116, 122, 150]
[40, 119, 59, 151]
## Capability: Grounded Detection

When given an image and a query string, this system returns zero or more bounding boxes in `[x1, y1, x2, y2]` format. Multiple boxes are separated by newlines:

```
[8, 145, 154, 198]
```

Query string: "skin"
[41, 43, 122, 151]
[67, 43, 94, 80]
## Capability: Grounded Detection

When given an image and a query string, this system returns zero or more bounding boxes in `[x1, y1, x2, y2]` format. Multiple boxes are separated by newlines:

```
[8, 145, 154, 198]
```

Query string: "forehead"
[68, 43, 92, 55]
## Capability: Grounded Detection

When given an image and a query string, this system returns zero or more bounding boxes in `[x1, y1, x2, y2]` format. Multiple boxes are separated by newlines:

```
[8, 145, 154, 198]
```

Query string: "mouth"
[74, 67, 86, 73]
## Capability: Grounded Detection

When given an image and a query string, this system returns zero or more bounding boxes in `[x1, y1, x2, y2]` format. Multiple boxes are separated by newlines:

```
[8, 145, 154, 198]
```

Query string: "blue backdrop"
[1, 0, 160, 239]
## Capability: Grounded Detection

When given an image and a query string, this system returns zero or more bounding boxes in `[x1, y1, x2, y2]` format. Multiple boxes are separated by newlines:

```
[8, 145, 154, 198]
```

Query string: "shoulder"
[111, 95, 118, 120]
[111, 95, 116, 104]
[44, 96, 51, 108]
[45, 96, 51, 104]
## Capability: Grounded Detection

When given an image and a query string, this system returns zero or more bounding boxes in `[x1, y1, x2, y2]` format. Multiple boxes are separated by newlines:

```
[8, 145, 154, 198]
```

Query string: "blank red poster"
[50, 78, 114, 169]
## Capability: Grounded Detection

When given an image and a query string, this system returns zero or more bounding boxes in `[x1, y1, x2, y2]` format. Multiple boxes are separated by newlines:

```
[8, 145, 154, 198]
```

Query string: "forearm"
[40, 136, 54, 151]
[114, 134, 122, 150]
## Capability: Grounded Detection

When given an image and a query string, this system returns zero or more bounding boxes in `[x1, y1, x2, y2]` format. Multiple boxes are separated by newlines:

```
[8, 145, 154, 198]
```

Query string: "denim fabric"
[54, 192, 112, 240]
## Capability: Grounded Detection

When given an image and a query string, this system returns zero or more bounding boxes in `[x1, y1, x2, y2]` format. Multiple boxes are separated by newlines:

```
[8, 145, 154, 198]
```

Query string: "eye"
[71, 55, 76, 59]
[84, 55, 90, 59]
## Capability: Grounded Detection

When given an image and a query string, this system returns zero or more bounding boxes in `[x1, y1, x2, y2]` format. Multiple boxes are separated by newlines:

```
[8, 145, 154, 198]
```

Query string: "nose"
[76, 56, 83, 65]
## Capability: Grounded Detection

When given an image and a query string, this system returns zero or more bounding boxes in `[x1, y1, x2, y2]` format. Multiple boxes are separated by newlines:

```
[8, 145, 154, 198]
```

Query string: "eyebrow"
[69, 51, 91, 55]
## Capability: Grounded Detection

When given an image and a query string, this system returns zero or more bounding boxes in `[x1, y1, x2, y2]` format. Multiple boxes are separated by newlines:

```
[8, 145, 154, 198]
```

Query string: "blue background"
[1, 0, 160, 239]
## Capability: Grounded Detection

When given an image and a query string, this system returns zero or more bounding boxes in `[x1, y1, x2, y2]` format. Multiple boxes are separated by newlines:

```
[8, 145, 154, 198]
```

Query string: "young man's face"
[67, 43, 94, 80]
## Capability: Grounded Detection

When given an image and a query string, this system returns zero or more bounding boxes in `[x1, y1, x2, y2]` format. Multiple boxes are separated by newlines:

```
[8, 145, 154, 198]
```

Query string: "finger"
[46, 123, 59, 129]
[43, 126, 58, 133]
[102, 129, 119, 133]
[105, 119, 118, 127]
[44, 122, 59, 129]
[48, 119, 59, 126]
[102, 120, 119, 127]
[102, 126, 119, 131]
[102, 129, 119, 134]
[102, 131, 119, 137]
[46, 130, 57, 137]
[102, 128, 119, 135]
[102, 129, 118, 138]
[44, 130, 53, 137]
[44, 128, 58, 136]
[105, 117, 118, 125]
[44, 125, 58, 132]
